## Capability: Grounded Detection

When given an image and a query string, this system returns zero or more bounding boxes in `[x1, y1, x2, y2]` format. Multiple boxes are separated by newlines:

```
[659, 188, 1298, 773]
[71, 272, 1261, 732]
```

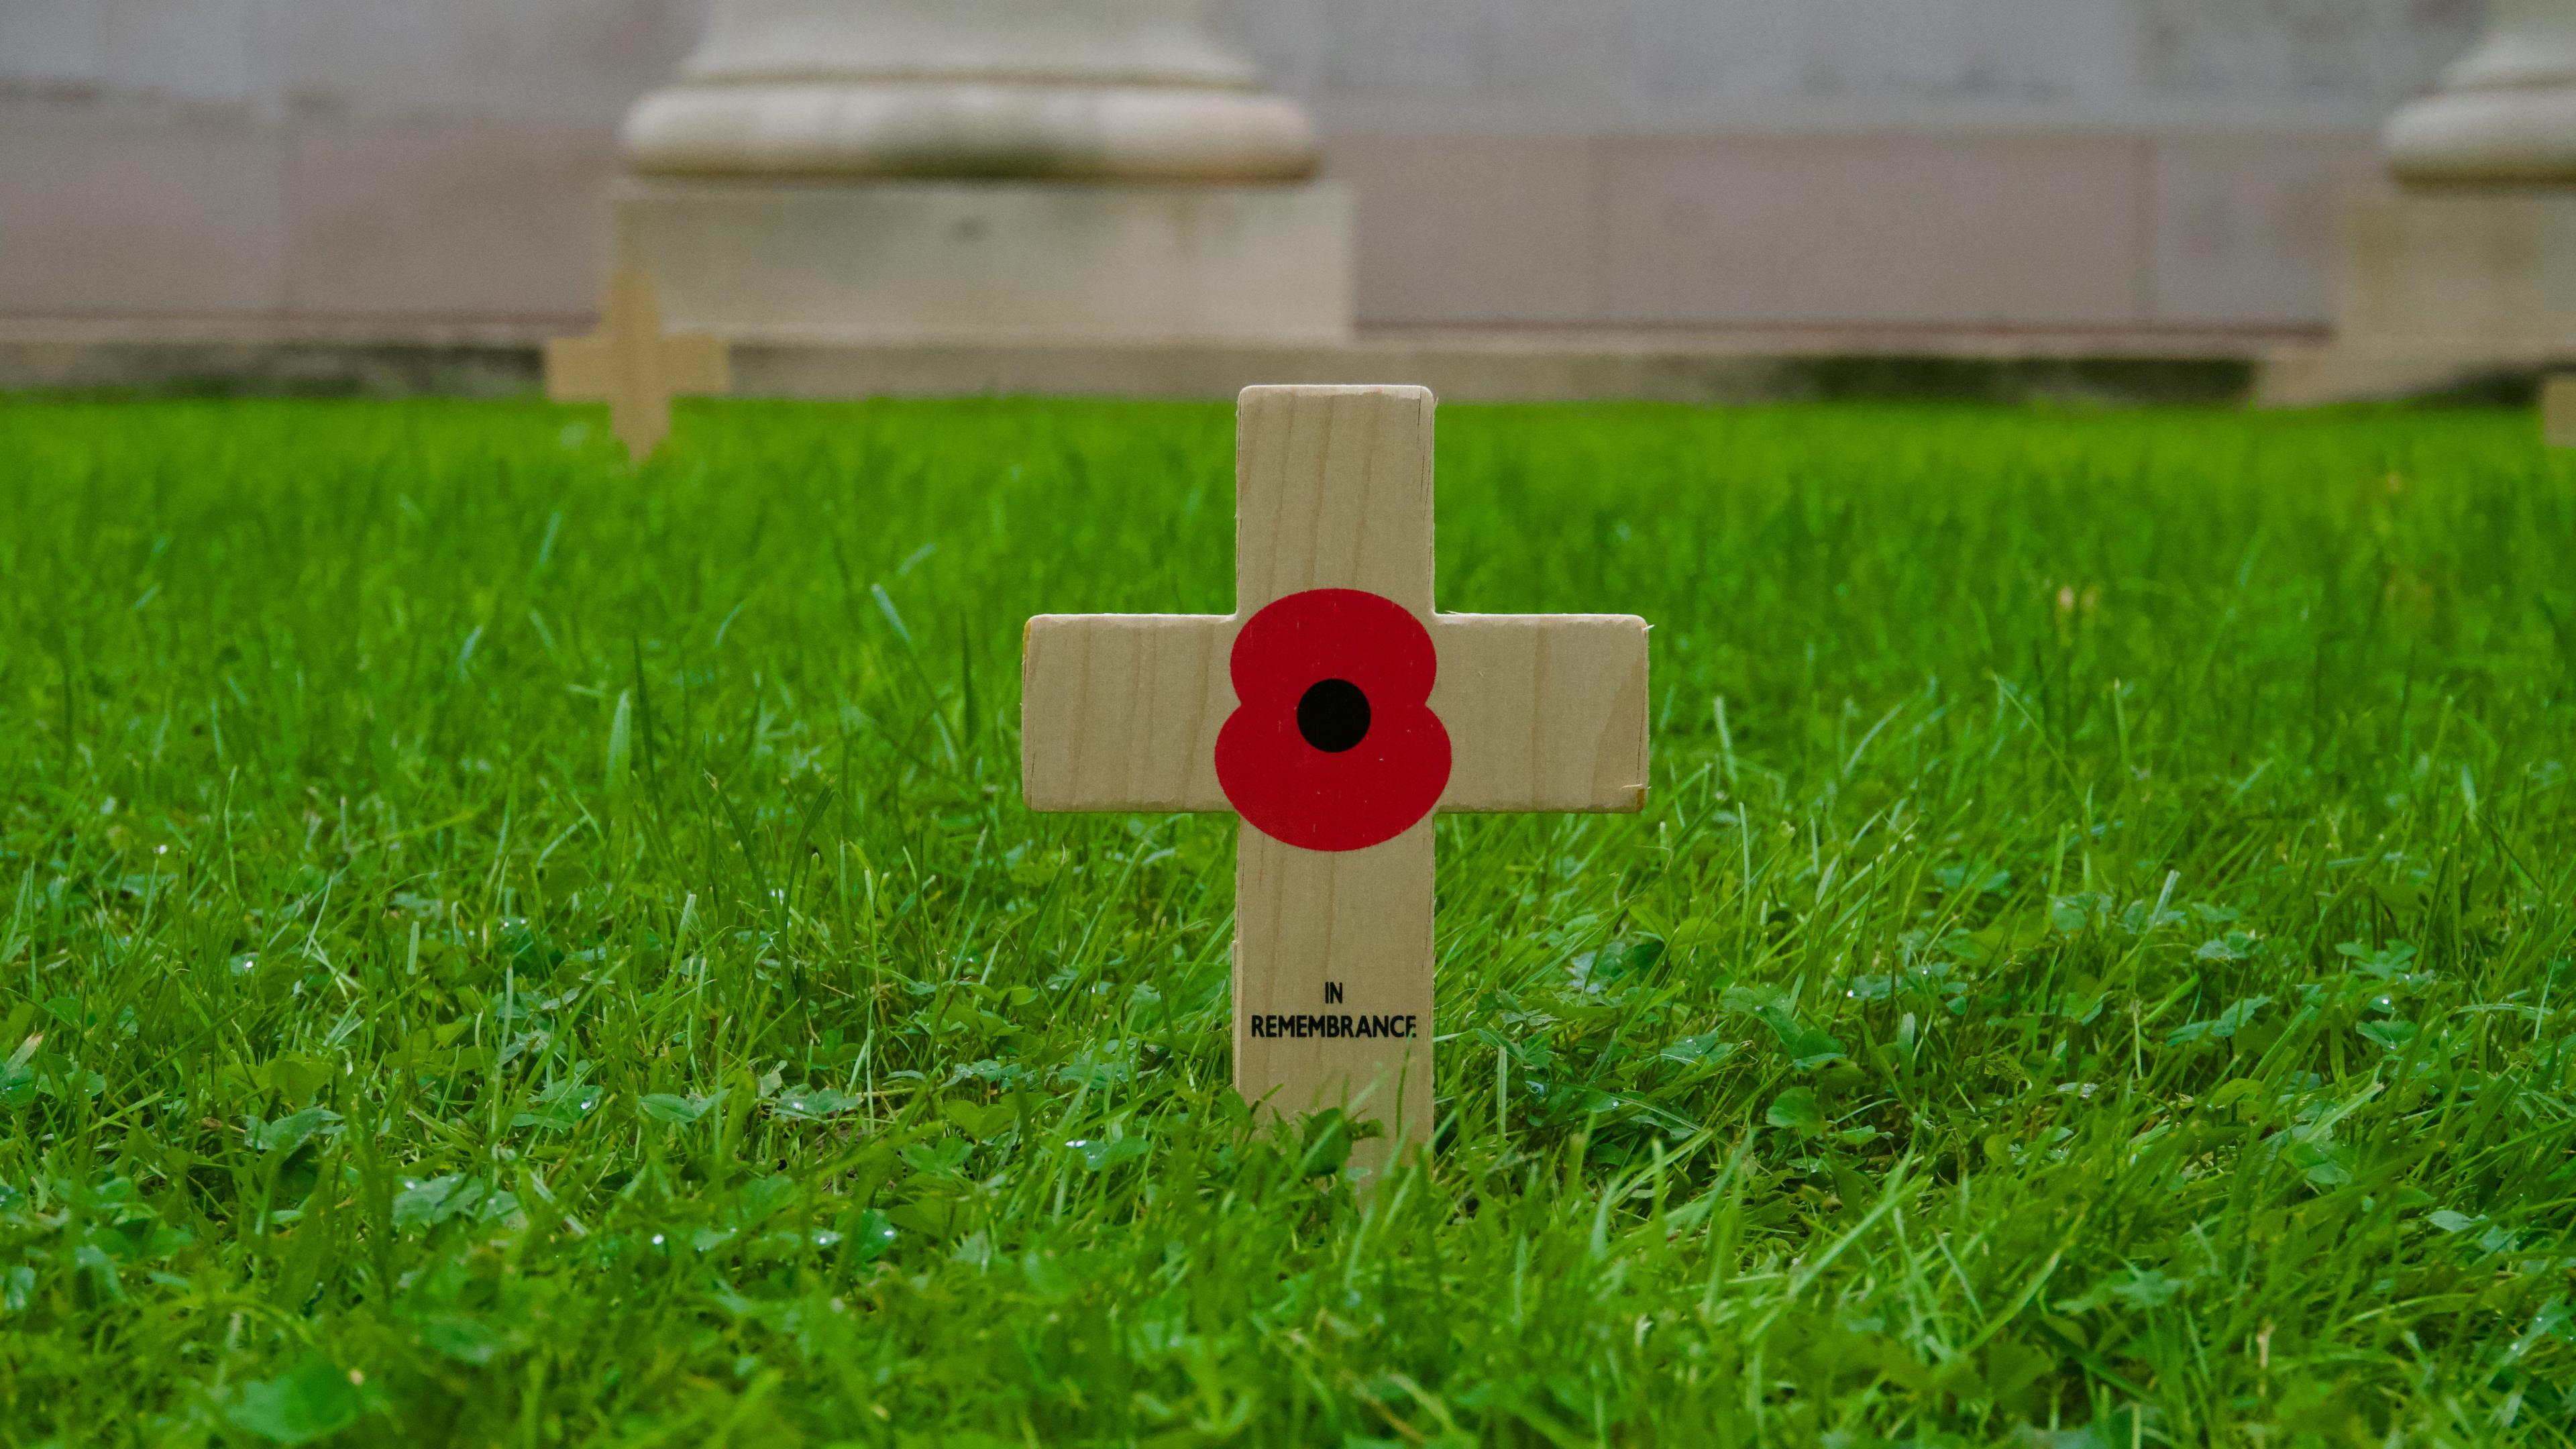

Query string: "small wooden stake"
[1023, 385, 1650, 1176]
[2546, 374, 2576, 449]
[545, 266, 729, 460]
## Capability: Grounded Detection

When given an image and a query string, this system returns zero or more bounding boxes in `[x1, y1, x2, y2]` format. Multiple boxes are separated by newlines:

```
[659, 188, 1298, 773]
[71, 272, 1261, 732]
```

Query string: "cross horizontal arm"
[543, 337, 619, 402]
[544, 334, 730, 401]
[1022, 609, 1648, 817]
[1022, 613, 1232, 812]
[659, 335, 729, 394]
[1432, 613, 1650, 813]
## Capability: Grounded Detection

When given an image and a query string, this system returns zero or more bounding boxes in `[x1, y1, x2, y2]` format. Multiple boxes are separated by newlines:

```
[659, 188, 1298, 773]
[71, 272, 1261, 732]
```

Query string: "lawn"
[1, 395, 2571, 1446]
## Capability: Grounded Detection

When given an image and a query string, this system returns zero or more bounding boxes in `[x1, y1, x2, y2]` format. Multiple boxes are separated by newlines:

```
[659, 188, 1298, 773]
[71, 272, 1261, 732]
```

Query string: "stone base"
[0, 317, 2269, 405]
[610, 176, 1352, 345]
[2259, 341, 2569, 406]
[2258, 183, 2576, 404]
[2337, 184, 2576, 347]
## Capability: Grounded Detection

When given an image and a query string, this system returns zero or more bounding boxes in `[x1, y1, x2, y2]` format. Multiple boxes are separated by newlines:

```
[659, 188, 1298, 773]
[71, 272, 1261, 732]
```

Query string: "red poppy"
[1214, 588, 1452, 852]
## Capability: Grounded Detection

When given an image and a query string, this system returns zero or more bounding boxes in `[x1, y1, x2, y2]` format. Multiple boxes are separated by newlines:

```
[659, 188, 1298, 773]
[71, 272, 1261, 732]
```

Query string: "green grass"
[1, 395, 2572, 1447]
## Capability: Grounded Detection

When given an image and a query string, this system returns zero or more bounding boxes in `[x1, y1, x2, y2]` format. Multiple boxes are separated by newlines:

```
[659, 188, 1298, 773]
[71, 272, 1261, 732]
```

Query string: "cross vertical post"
[1230, 386, 1440, 1158]
[1024, 385, 1649, 1175]
[545, 266, 731, 460]
[2547, 374, 2576, 449]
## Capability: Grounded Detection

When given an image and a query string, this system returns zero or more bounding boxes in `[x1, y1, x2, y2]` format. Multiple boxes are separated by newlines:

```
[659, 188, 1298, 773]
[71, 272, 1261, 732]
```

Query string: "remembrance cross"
[545, 266, 730, 461]
[1022, 385, 1650, 1171]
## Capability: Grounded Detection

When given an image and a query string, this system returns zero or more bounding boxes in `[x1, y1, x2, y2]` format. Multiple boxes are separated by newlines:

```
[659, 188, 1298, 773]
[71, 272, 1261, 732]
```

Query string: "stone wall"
[1224, 0, 2475, 131]
[0, 0, 2478, 333]
[0, 0, 697, 320]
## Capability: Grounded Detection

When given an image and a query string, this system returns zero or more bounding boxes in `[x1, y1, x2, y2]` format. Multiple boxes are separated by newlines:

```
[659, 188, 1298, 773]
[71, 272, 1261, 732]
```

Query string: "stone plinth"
[2265, 0, 2576, 403]
[2338, 185, 2576, 349]
[2385, 0, 2576, 182]
[600, 0, 1352, 346]
[614, 178, 1352, 345]
[2265, 187, 2576, 402]
[2548, 374, 2576, 442]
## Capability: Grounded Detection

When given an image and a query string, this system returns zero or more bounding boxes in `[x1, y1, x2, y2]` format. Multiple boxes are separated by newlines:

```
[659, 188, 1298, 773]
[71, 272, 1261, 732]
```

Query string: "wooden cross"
[2547, 374, 2576, 449]
[1022, 385, 1650, 1173]
[545, 266, 729, 460]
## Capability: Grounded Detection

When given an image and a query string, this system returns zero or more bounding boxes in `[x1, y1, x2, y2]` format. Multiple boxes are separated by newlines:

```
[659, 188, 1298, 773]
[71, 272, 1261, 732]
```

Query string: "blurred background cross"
[544, 267, 728, 460]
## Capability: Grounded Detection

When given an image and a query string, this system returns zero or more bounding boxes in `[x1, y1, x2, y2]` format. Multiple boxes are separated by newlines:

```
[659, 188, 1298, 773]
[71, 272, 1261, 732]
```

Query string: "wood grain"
[1235, 820, 1436, 1161]
[1234, 385, 1436, 612]
[1020, 613, 1231, 812]
[1433, 613, 1649, 812]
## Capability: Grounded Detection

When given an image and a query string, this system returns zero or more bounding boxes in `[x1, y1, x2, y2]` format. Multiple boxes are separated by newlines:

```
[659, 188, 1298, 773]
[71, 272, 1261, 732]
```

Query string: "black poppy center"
[1296, 678, 1371, 753]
